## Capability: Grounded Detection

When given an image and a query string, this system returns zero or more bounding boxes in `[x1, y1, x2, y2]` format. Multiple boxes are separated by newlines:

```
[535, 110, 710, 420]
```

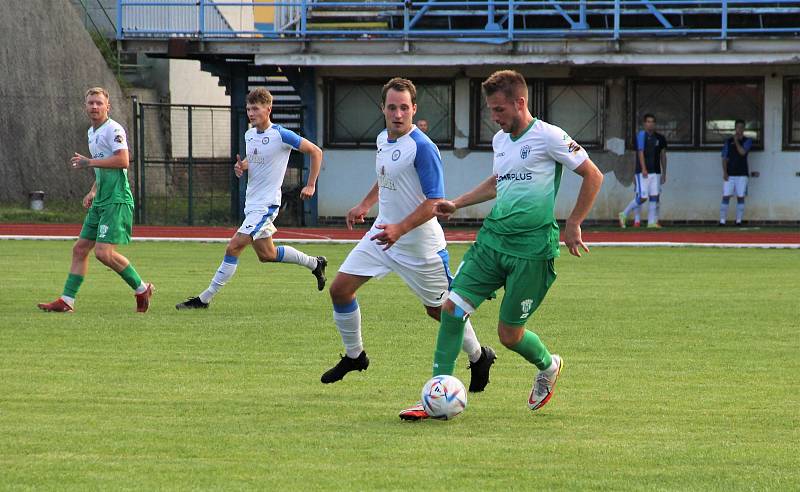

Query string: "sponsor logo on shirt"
[495, 171, 533, 183]
[495, 152, 505, 158]
[114, 135, 124, 143]
[520, 145, 531, 159]
[92, 152, 105, 159]
[392, 150, 401, 161]
[568, 141, 581, 154]
[377, 173, 397, 191]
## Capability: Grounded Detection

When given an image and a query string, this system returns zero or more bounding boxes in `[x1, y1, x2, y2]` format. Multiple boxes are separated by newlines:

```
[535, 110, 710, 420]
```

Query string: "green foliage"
[1, 242, 798, 489]
[0, 202, 87, 223]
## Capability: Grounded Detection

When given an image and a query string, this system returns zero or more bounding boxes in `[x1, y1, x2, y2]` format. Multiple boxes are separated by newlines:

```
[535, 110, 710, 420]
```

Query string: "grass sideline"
[1, 241, 798, 489]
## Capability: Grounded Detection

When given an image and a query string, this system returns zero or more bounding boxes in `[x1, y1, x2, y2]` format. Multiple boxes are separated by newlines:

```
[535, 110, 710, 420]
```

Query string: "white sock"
[648, 200, 658, 225]
[545, 357, 559, 376]
[735, 200, 745, 223]
[277, 245, 318, 270]
[333, 300, 363, 359]
[134, 282, 148, 294]
[622, 198, 639, 217]
[462, 319, 482, 363]
[60, 295, 75, 307]
[199, 255, 238, 304]
[720, 199, 730, 223]
[634, 204, 642, 223]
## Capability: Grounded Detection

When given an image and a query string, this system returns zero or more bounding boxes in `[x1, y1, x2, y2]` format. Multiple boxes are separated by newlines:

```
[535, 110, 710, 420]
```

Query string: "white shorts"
[723, 176, 748, 198]
[635, 173, 661, 200]
[237, 206, 279, 240]
[339, 232, 453, 307]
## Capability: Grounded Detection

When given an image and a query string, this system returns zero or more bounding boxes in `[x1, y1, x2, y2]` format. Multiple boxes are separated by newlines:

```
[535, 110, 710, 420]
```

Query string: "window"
[633, 81, 694, 146]
[471, 80, 537, 148]
[784, 78, 800, 148]
[544, 83, 604, 146]
[702, 80, 763, 145]
[325, 80, 454, 147]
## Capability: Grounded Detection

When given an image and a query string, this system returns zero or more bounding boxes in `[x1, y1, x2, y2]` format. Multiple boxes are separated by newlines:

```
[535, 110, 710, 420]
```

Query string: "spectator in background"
[618, 113, 667, 228]
[719, 119, 752, 226]
[416, 118, 429, 134]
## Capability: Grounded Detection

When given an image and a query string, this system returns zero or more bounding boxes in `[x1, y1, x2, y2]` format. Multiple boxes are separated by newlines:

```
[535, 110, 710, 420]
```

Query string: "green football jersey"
[477, 118, 589, 259]
[88, 118, 133, 207]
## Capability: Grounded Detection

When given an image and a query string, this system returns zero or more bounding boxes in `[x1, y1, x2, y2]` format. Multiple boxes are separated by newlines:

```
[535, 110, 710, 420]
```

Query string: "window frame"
[469, 78, 543, 150]
[783, 76, 800, 151]
[323, 78, 456, 149]
[541, 79, 606, 150]
[629, 77, 698, 150]
[700, 78, 764, 149]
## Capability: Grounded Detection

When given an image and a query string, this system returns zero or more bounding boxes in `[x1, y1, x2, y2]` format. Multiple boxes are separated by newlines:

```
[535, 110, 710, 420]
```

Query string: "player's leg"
[498, 256, 561, 411]
[720, 177, 735, 225]
[252, 235, 327, 291]
[177, 232, 250, 309]
[646, 174, 661, 228]
[734, 177, 748, 225]
[38, 237, 95, 312]
[321, 236, 387, 383]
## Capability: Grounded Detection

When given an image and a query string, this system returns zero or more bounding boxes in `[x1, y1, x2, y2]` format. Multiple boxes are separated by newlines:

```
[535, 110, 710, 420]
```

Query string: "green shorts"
[79, 203, 133, 244]
[451, 241, 557, 326]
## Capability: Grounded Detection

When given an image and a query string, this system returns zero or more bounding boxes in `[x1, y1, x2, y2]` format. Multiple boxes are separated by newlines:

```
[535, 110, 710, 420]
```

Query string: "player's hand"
[346, 204, 369, 230]
[234, 154, 248, 178]
[433, 200, 457, 219]
[370, 223, 406, 250]
[642, 170, 649, 178]
[723, 173, 729, 182]
[70, 153, 90, 169]
[299, 185, 316, 200]
[82, 192, 95, 209]
[564, 221, 589, 258]
[661, 174, 667, 185]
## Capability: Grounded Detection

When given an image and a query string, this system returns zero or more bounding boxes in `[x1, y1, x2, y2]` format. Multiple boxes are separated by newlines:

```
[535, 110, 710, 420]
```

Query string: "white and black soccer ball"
[421, 375, 467, 420]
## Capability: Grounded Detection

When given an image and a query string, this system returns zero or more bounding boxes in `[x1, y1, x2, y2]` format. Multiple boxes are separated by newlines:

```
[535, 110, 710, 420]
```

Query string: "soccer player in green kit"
[37, 87, 153, 313]
[400, 70, 603, 420]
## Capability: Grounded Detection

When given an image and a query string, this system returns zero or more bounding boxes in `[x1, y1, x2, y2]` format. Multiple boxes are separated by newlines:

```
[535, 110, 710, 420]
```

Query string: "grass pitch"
[0, 240, 798, 490]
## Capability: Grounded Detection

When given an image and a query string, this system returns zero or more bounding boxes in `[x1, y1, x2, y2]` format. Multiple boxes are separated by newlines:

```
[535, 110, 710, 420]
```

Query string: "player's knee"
[649, 196, 659, 202]
[722, 196, 731, 204]
[736, 196, 745, 204]
[329, 280, 354, 305]
[498, 326, 524, 348]
[72, 242, 91, 258]
[94, 249, 113, 265]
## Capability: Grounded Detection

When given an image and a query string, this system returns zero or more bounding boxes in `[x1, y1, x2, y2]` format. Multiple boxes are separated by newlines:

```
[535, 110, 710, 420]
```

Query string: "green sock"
[432, 310, 466, 376]
[119, 264, 143, 291]
[62, 273, 84, 298]
[509, 330, 553, 370]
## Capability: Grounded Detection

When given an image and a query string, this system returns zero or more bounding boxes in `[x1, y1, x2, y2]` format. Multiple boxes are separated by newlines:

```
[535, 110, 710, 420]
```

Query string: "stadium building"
[114, 1, 800, 225]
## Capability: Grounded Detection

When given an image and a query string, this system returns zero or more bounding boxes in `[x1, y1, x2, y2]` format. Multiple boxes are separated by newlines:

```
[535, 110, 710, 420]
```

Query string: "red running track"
[1, 223, 798, 244]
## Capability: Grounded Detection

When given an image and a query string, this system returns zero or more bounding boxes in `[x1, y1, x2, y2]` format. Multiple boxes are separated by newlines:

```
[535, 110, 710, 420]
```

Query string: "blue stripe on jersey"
[437, 249, 453, 289]
[743, 138, 753, 152]
[275, 124, 302, 150]
[410, 129, 445, 199]
[636, 130, 646, 151]
[251, 205, 279, 237]
[333, 299, 359, 314]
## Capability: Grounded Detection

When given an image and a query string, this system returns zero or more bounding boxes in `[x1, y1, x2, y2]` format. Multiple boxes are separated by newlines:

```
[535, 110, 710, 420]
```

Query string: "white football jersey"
[243, 124, 302, 215]
[88, 118, 127, 159]
[371, 126, 446, 258]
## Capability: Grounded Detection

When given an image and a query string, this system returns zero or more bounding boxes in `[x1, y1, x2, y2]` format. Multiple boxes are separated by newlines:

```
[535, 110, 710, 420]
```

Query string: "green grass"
[0, 202, 88, 223]
[1, 241, 798, 490]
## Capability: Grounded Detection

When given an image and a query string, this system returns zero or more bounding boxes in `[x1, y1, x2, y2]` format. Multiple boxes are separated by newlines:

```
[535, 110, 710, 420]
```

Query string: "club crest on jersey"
[520, 145, 531, 159]
[392, 150, 401, 161]
[520, 298, 533, 319]
[568, 141, 582, 153]
[262, 137, 270, 144]
[114, 135, 123, 143]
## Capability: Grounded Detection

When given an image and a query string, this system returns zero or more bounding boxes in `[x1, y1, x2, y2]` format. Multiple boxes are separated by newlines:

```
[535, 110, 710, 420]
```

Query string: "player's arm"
[433, 176, 497, 220]
[660, 148, 667, 184]
[565, 158, 603, 257]
[71, 149, 129, 170]
[346, 182, 378, 230]
[721, 143, 729, 181]
[82, 182, 97, 208]
[372, 198, 439, 250]
[297, 138, 323, 200]
[734, 136, 749, 156]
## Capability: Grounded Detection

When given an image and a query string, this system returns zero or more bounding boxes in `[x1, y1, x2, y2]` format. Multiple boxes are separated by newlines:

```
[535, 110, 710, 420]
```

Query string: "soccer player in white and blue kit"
[320, 78, 496, 392]
[176, 88, 327, 309]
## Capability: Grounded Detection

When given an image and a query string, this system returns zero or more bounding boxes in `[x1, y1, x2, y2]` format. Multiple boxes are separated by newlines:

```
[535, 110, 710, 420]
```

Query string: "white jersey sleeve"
[543, 122, 589, 171]
[107, 121, 128, 153]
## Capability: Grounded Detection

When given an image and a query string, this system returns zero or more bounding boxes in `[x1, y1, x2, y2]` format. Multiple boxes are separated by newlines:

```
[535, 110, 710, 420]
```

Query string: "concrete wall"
[0, 0, 132, 203]
[314, 66, 800, 222]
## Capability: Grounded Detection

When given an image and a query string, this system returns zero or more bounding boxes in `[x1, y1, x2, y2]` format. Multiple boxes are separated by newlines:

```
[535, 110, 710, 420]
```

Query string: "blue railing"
[117, 0, 800, 41]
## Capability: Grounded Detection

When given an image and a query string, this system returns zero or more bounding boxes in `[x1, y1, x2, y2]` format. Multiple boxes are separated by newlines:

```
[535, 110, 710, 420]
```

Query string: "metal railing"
[118, 0, 800, 41]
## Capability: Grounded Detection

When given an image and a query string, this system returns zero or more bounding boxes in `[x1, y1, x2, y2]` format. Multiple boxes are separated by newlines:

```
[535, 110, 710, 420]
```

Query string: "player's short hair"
[246, 88, 273, 106]
[85, 87, 110, 101]
[381, 77, 417, 105]
[482, 70, 528, 101]
[643, 113, 656, 122]
[734, 119, 745, 126]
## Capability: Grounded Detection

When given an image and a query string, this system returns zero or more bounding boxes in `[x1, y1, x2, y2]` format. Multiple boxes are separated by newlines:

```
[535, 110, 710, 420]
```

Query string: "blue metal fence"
[117, 0, 800, 41]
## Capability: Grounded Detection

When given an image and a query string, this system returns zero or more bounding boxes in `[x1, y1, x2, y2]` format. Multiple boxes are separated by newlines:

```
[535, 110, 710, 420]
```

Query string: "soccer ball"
[421, 375, 467, 420]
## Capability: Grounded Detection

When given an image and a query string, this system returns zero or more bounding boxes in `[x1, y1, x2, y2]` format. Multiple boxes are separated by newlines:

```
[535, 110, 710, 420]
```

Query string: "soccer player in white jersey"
[176, 88, 327, 309]
[38, 87, 153, 313]
[320, 78, 496, 392]
[399, 70, 603, 420]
